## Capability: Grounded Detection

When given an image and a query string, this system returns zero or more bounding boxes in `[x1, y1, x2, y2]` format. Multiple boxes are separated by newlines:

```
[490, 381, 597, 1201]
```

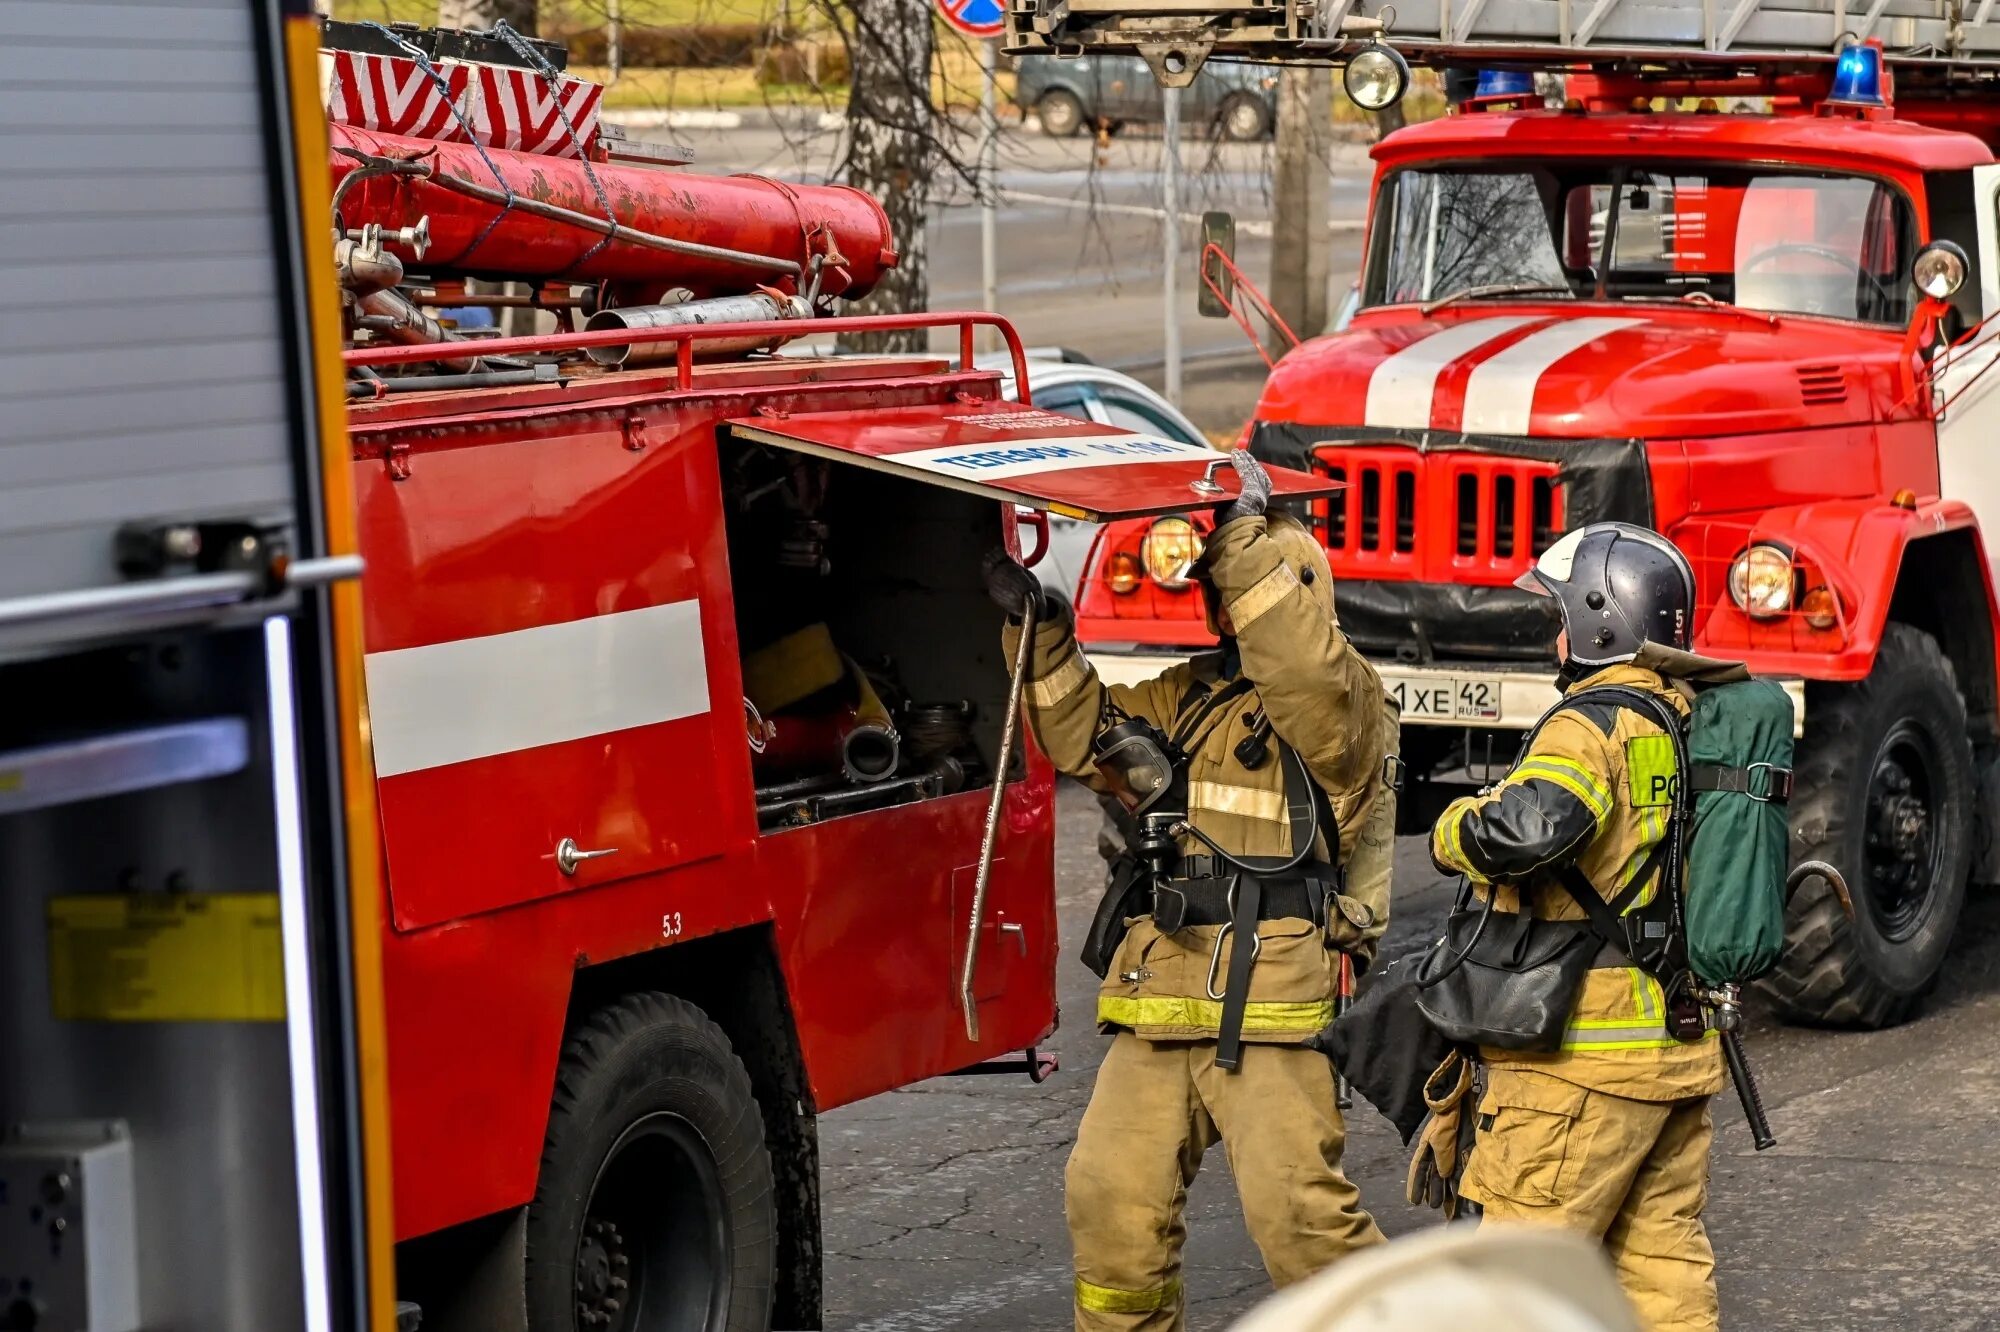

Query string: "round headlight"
[1913, 239, 1969, 301]
[1141, 516, 1205, 589]
[1344, 45, 1410, 113]
[1728, 544, 1795, 619]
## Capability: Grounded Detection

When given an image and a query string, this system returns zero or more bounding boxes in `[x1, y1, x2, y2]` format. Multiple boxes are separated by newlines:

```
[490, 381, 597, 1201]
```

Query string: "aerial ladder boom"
[1006, 0, 2000, 86]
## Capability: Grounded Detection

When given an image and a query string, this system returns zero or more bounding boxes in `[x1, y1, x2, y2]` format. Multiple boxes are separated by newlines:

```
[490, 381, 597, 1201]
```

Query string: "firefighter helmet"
[1516, 522, 1696, 669]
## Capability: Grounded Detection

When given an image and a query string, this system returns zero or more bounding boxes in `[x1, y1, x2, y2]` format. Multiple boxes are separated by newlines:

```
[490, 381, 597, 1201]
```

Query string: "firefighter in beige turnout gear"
[986, 452, 1397, 1331]
[1426, 524, 1737, 1332]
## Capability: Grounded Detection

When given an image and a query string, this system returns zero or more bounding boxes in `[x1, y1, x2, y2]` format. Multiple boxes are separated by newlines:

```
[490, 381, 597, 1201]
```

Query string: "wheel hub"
[575, 1218, 632, 1329]
[1862, 735, 1942, 941]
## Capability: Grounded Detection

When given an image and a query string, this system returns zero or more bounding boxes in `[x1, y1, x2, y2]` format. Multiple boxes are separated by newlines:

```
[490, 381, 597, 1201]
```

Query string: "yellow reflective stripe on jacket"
[1512, 755, 1612, 824]
[1076, 1276, 1182, 1315]
[1097, 995, 1334, 1033]
[1561, 1026, 1720, 1052]
[1436, 803, 1483, 882]
[1188, 779, 1286, 823]
[1225, 561, 1299, 631]
[1027, 647, 1090, 708]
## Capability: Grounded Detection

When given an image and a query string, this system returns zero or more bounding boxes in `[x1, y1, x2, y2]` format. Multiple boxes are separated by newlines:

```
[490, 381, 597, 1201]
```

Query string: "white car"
[977, 349, 1212, 601]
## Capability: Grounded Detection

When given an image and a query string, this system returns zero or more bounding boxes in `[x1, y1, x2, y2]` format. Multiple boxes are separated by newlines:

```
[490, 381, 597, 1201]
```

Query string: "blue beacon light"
[1826, 40, 1888, 108]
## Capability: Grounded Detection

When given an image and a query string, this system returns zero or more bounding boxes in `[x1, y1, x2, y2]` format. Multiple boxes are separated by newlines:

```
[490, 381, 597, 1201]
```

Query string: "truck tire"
[1759, 623, 1973, 1028]
[525, 992, 775, 1332]
[1037, 89, 1086, 138]
[1217, 93, 1271, 141]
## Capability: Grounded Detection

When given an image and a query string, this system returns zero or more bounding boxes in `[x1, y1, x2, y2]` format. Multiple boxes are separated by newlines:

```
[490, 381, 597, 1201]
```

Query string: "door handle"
[998, 922, 1028, 955]
[555, 837, 619, 876]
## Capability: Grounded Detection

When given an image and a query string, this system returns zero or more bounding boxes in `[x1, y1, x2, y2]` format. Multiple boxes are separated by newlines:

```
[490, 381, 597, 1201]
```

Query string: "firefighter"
[984, 451, 1394, 1332]
[1426, 522, 1733, 1332]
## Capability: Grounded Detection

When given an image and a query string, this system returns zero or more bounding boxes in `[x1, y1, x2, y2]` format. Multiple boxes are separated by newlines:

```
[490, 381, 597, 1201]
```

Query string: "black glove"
[981, 548, 1044, 619]
[1212, 449, 1273, 528]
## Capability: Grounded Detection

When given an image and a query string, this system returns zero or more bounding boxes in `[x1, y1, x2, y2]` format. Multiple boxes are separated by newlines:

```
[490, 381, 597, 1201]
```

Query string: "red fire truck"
[1008, 1, 2000, 1030]
[317, 19, 1333, 1330]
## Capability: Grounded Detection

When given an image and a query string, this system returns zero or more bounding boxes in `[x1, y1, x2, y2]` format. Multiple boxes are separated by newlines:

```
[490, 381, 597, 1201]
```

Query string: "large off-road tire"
[1217, 93, 1272, 142]
[1759, 623, 1973, 1028]
[525, 993, 775, 1332]
[1037, 89, 1086, 138]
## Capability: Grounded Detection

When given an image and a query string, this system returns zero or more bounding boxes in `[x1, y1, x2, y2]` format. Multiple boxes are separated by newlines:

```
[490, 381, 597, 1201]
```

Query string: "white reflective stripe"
[1189, 780, 1286, 822]
[1226, 562, 1299, 631]
[1362, 317, 1539, 429]
[1027, 648, 1091, 707]
[887, 433, 1216, 481]
[1459, 317, 1646, 435]
[365, 600, 709, 777]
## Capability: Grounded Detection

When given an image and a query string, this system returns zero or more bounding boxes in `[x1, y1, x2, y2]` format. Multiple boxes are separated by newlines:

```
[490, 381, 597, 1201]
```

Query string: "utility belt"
[1151, 857, 1338, 933]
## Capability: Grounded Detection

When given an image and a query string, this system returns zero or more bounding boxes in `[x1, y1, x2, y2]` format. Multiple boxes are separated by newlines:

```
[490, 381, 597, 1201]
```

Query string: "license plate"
[1385, 672, 1504, 723]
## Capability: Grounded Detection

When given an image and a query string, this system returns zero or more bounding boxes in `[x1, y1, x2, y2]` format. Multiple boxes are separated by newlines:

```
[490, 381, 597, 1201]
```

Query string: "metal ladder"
[1007, 0, 2000, 85]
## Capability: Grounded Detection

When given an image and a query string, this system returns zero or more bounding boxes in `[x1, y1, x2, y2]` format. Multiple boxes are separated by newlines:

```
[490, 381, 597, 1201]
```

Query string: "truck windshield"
[1365, 162, 1916, 324]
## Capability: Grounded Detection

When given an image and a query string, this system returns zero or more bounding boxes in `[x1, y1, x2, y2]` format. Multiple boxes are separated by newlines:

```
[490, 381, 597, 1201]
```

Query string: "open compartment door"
[724, 399, 1340, 521]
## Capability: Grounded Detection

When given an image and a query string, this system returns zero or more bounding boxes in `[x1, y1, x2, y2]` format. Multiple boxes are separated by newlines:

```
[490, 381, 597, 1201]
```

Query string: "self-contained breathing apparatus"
[1082, 680, 1346, 1071]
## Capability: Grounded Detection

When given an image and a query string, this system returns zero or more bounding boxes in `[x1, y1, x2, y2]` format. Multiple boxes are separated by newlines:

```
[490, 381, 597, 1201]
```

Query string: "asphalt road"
[624, 117, 1375, 435]
[814, 781, 2000, 1331]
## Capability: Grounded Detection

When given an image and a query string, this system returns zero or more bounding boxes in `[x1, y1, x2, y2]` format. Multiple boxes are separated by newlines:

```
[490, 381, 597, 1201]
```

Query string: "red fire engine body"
[316, 20, 1334, 1328]
[1076, 58, 2000, 1031]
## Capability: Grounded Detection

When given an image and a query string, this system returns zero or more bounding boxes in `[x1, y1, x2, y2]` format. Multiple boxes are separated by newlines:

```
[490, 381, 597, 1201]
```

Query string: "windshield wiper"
[1677, 291, 1778, 327]
[1419, 283, 1574, 316]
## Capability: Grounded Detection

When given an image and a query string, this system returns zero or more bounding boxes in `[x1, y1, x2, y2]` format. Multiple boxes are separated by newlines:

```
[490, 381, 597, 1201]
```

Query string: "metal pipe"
[346, 366, 560, 398]
[961, 599, 1038, 1040]
[842, 724, 901, 784]
[356, 287, 480, 373]
[583, 293, 812, 367]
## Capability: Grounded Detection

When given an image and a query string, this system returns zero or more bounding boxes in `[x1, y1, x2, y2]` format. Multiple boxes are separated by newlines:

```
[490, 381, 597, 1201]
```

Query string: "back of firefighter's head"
[1516, 522, 1695, 670]
[1197, 511, 1334, 637]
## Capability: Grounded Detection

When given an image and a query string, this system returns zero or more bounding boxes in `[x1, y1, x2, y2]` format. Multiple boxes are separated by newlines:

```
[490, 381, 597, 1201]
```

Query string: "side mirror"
[1198, 211, 1236, 319]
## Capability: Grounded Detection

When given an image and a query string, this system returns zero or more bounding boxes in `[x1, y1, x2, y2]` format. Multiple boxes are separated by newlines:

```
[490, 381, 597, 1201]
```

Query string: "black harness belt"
[1152, 870, 1331, 931]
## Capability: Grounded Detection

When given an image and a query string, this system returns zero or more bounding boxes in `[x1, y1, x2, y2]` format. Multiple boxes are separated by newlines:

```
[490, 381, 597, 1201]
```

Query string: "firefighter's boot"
[1462, 1067, 1720, 1332]
[1065, 1033, 1383, 1331]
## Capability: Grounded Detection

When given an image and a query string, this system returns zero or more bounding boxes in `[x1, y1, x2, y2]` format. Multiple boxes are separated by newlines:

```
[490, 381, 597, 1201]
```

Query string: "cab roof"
[1372, 110, 1995, 176]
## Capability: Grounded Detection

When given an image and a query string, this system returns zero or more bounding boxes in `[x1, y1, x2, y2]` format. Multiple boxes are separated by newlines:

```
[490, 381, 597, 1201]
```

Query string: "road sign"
[937, 0, 1005, 40]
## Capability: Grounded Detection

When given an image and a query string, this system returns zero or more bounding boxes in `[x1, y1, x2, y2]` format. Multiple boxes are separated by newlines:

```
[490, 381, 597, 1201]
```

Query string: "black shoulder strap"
[1171, 675, 1255, 750]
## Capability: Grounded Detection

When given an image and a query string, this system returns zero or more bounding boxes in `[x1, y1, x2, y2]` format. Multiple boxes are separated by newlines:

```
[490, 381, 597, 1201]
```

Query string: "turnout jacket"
[1004, 512, 1395, 1044]
[1430, 663, 1726, 1101]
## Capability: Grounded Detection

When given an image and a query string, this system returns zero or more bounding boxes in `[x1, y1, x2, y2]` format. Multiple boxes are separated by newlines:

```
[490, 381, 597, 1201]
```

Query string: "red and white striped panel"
[467, 64, 603, 159]
[324, 49, 470, 143]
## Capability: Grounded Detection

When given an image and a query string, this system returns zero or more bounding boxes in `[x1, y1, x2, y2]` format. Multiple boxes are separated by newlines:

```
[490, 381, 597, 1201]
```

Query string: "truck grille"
[1310, 445, 1564, 584]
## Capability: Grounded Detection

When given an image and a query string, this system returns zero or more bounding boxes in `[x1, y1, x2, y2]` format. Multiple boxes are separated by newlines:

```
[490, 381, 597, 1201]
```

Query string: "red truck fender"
[1675, 498, 2000, 709]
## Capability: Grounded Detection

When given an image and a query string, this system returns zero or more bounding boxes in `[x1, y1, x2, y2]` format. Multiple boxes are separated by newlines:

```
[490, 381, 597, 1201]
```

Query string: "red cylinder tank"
[331, 123, 898, 300]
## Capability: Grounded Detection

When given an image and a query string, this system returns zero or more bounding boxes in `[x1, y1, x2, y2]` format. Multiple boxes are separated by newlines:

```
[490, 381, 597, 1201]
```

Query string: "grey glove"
[1213, 449, 1273, 528]
[981, 548, 1043, 619]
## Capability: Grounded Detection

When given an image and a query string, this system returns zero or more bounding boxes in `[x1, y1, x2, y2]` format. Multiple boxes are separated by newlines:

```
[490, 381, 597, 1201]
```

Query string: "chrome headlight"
[1728, 544, 1795, 619]
[1913, 239, 1969, 301]
[1141, 516, 1205, 589]
[1344, 44, 1410, 112]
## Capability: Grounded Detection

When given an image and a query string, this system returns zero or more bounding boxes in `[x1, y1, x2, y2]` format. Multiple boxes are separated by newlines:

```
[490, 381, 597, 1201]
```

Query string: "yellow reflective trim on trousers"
[1076, 1276, 1183, 1315]
[1513, 756, 1612, 822]
[1096, 995, 1335, 1033]
[1027, 648, 1090, 708]
[1226, 562, 1300, 631]
[1188, 779, 1286, 823]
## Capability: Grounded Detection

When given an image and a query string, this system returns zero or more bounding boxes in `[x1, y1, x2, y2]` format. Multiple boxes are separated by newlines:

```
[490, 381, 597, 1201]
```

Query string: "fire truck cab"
[1015, 11, 2000, 1029]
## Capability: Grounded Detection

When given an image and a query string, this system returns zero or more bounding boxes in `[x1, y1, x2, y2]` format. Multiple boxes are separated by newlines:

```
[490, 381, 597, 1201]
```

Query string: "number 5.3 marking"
[661, 911, 684, 939]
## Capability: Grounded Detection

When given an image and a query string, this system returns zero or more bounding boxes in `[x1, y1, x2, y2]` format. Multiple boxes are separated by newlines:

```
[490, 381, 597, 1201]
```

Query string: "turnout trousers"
[1065, 1032, 1383, 1331]
[1461, 1066, 1720, 1332]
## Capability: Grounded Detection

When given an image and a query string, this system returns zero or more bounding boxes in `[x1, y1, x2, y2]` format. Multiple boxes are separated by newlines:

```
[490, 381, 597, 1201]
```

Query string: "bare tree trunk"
[834, 0, 936, 352]
[1269, 66, 1331, 350]
[438, 0, 537, 31]
[1371, 101, 1407, 138]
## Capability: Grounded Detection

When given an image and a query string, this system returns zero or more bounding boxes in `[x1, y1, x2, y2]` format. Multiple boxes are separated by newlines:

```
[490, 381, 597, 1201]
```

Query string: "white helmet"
[1227, 1226, 1641, 1332]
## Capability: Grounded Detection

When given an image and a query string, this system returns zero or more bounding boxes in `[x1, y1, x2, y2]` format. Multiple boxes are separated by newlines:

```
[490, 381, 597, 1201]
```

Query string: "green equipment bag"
[1683, 679, 1796, 984]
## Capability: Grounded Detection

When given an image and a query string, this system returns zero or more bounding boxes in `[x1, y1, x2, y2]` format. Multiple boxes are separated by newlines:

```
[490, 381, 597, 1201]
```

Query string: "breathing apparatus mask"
[1092, 716, 1190, 881]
